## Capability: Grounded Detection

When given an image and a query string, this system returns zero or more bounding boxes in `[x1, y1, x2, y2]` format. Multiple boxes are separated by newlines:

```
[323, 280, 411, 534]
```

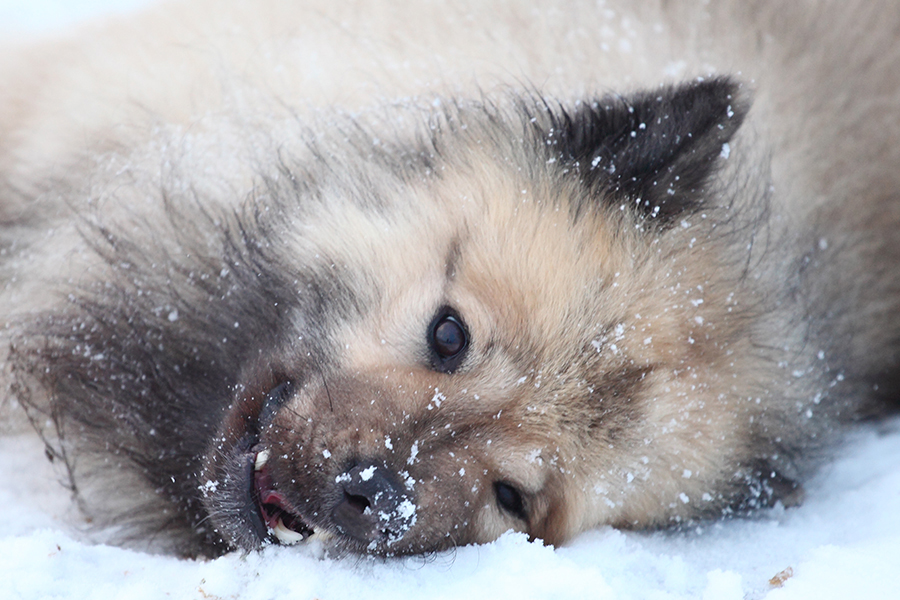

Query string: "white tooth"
[308, 529, 333, 543]
[254, 448, 271, 471]
[272, 518, 305, 545]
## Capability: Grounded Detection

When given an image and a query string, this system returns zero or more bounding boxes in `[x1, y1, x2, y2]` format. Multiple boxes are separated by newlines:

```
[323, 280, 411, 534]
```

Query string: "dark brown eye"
[494, 481, 527, 520]
[434, 316, 465, 357]
[428, 309, 469, 373]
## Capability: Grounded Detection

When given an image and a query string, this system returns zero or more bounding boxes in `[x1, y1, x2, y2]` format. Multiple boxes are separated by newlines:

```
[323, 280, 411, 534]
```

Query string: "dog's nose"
[331, 462, 416, 545]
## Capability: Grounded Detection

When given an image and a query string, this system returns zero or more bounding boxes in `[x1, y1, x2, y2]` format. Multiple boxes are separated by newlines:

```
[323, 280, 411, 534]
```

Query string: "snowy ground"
[0, 0, 152, 37]
[2, 422, 900, 600]
[3, 2, 900, 599]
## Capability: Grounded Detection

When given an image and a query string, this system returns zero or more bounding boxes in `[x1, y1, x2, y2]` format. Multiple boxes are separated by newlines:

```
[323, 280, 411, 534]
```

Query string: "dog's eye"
[433, 316, 466, 357]
[428, 309, 469, 373]
[494, 481, 527, 520]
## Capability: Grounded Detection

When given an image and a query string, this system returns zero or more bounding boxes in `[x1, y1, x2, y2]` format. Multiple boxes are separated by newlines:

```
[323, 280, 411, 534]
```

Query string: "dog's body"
[1, 0, 899, 557]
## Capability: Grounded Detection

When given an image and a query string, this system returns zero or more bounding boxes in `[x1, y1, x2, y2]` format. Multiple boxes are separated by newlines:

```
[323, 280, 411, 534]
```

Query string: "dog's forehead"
[304, 153, 651, 377]
[438, 174, 633, 333]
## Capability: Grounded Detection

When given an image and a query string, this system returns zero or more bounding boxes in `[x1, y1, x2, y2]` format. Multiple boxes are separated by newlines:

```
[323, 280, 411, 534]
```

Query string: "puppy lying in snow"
[2, 0, 899, 556]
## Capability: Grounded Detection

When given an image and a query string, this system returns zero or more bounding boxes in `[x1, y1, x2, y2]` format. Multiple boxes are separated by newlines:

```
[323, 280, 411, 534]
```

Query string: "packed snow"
[2, 2, 900, 599]
[0, 0, 152, 36]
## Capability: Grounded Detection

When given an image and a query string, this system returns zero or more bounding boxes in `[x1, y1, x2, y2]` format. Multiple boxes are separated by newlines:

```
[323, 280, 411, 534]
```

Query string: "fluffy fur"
[1, 0, 899, 557]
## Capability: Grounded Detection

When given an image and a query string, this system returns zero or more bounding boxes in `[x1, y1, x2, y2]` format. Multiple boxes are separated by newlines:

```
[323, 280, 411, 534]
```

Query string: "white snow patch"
[407, 441, 419, 465]
[702, 569, 742, 600]
[398, 499, 416, 518]
[427, 389, 446, 410]
[0, 420, 889, 598]
[199, 480, 218, 497]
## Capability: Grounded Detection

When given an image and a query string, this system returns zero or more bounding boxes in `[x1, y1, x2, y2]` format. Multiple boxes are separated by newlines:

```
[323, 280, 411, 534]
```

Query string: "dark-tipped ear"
[543, 77, 748, 223]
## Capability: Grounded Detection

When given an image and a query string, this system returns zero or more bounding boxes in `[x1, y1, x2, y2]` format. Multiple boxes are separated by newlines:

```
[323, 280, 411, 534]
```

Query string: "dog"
[1, 0, 898, 557]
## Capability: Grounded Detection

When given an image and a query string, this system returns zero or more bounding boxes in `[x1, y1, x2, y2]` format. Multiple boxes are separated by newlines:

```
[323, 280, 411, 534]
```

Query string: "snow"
[2, 420, 900, 600]
[0, 0, 152, 36]
[2, 3, 900, 599]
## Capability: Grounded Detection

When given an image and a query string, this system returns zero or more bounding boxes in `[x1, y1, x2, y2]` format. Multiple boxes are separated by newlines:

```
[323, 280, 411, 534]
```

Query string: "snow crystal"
[427, 389, 445, 410]
[407, 441, 419, 465]
[199, 480, 218, 497]
[396, 499, 416, 521]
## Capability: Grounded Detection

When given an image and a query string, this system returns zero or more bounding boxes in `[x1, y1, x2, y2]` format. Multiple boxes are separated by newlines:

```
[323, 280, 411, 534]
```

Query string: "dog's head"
[199, 78, 762, 556]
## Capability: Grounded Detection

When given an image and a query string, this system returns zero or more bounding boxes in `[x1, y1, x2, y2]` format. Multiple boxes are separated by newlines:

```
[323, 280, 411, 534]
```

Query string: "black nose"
[331, 462, 416, 546]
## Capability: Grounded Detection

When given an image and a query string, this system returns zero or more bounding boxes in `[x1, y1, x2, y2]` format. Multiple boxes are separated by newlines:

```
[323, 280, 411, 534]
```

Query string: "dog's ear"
[543, 77, 748, 224]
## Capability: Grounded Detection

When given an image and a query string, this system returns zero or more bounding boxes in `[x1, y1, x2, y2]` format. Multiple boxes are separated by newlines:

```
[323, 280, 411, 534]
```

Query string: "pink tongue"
[254, 467, 286, 529]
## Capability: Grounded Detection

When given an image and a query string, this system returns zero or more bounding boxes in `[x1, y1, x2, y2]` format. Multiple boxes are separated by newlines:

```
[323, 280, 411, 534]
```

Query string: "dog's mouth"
[203, 377, 334, 550]
[250, 444, 333, 546]
[245, 380, 326, 545]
